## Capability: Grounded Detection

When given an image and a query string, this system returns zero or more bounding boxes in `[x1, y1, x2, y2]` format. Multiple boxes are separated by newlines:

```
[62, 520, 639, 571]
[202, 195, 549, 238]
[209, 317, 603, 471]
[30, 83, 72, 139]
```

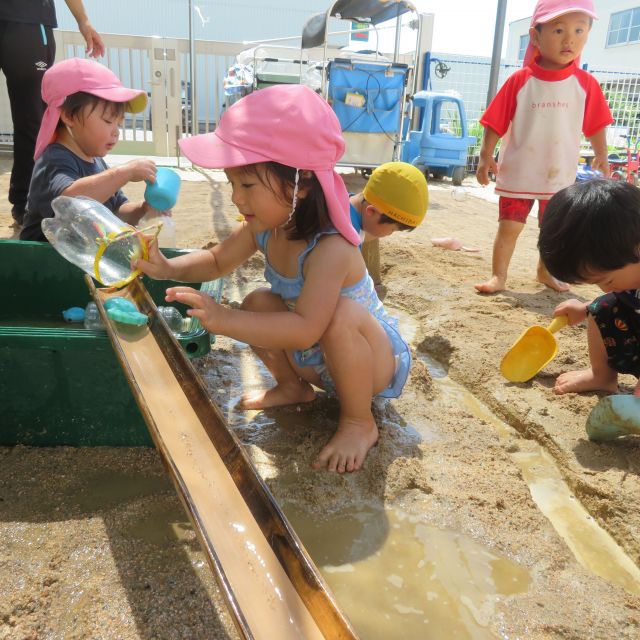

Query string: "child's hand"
[591, 154, 610, 177]
[476, 155, 498, 186]
[133, 234, 173, 280]
[165, 286, 225, 334]
[634, 379, 640, 397]
[125, 159, 157, 184]
[554, 298, 587, 325]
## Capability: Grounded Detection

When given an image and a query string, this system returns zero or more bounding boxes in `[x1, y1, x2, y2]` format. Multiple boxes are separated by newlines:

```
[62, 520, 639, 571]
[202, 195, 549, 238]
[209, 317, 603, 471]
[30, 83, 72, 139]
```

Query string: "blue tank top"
[255, 227, 411, 398]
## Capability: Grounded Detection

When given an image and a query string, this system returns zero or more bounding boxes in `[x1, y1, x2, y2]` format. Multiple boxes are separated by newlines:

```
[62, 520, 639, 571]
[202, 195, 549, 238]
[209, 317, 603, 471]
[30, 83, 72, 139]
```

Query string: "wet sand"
[2, 154, 640, 638]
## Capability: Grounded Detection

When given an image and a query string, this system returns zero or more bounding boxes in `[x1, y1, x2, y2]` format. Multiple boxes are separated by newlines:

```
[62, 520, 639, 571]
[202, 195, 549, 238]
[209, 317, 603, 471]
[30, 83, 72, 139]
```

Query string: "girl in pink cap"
[474, 0, 613, 295]
[20, 57, 157, 242]
[135, 84, 412, 474]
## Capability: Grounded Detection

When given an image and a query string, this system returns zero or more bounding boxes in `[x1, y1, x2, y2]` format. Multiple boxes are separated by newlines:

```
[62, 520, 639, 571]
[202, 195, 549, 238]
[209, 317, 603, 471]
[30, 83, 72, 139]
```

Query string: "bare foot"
[554, 368, 618, 395]
[536, 270, 570, 293]
[312, 417, 379, 473]
[239, 381, 316, 409]
[474, 275, 505, 294]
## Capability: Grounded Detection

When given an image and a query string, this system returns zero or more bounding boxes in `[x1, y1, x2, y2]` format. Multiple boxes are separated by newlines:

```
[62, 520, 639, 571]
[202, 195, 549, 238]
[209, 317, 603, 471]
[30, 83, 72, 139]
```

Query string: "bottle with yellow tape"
[42, 196, 159, 288]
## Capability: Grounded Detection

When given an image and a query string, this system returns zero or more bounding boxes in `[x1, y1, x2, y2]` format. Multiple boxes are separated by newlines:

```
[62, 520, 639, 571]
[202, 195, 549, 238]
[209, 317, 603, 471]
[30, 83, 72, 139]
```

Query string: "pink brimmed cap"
[523, 0, 598, 67]
[179, 84, 360, 245]
[34, 57, 147, 160]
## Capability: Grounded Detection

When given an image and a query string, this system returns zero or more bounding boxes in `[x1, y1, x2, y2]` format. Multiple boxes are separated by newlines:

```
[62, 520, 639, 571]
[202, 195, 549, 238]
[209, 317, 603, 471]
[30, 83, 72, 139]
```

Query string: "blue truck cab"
[401, 91, 475, 186]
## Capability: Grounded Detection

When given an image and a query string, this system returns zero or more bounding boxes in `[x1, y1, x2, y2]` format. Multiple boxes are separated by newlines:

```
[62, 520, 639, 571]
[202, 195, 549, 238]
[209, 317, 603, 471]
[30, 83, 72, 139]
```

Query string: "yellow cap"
[363, 162, 428, 227]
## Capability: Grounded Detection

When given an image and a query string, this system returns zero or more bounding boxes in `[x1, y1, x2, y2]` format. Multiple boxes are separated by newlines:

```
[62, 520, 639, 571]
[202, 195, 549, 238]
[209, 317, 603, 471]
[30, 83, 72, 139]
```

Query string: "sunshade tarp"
[302, 0, 417, 48]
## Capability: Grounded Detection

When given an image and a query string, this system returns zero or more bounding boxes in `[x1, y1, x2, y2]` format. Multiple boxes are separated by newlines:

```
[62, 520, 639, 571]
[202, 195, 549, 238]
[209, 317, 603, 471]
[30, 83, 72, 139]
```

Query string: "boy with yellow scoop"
[501, 315, 568, 383]
[537, 180, 640, 440]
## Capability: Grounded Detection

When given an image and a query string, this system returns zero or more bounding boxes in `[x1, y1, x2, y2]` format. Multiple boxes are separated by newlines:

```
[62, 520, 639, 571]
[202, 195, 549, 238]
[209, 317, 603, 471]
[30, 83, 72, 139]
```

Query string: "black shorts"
[588, 292, 640, 377]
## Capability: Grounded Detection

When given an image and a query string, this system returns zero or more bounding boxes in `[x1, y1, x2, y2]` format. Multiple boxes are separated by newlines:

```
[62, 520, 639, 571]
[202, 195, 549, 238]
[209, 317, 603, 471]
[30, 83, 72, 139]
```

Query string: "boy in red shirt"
[474, 0, 612, 294]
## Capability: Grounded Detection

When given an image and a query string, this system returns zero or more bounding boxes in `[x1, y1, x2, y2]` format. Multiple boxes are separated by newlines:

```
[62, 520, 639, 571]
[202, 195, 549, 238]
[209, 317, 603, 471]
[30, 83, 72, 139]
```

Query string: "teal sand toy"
[586, 395, 640, 441]
[104, 297, 148, 326]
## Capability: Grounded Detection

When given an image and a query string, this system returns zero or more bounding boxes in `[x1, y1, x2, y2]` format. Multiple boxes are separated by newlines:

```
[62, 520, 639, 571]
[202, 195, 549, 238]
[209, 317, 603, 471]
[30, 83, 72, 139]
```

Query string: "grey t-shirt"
[21, 143, 128, 242]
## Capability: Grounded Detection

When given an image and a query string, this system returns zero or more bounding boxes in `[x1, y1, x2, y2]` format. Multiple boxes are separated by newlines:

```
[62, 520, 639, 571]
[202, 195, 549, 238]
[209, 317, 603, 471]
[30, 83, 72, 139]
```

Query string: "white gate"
[0, 31, 249, 157]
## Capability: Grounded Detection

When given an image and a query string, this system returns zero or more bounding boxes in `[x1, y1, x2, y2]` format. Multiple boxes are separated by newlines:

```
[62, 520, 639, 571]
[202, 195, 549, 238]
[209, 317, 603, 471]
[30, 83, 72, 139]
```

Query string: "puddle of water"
[515, 450, 640, 595]
[70, 470, 172, 512]
[121, 501, 195, 547]
[284, 503, 530, 640]
[419, 354, 640, 596]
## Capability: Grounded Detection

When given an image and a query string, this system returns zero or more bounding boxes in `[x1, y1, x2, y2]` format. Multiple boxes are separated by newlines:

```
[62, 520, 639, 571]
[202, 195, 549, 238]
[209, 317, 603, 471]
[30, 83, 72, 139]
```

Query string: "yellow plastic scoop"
[500, 316, 569, 383]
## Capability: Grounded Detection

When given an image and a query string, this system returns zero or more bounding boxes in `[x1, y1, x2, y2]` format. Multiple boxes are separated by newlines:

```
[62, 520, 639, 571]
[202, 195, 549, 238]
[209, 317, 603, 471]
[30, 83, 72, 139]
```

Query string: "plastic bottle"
[43, 195, 148, 287]
[157, 306, 187, 334]
[83, 302, 105, 330]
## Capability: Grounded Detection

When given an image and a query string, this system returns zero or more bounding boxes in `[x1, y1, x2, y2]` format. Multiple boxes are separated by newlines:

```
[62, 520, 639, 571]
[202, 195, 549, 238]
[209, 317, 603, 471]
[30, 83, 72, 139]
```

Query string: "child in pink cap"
[474, 0, 613, 295]
[135, 84, 412, 474]
[20, 57, 157, 242]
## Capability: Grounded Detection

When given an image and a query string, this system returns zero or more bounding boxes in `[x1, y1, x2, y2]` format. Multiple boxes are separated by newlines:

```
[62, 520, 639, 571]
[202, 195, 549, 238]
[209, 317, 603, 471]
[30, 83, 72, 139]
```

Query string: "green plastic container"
[0, 240, 219, 446]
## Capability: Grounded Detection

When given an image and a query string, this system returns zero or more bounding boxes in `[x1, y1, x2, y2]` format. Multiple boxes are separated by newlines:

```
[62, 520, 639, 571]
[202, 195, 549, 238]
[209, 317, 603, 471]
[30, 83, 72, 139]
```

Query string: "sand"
[2, 153, 640, 639]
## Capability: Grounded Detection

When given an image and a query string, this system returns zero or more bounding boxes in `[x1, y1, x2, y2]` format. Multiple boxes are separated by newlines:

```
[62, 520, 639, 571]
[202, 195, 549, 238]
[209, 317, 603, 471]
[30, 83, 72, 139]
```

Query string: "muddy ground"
[1, 152, 640, 639]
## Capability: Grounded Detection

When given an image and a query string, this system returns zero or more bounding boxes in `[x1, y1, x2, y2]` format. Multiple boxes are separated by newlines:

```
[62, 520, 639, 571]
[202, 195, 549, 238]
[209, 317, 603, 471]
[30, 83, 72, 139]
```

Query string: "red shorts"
[498, 197, 548, 226]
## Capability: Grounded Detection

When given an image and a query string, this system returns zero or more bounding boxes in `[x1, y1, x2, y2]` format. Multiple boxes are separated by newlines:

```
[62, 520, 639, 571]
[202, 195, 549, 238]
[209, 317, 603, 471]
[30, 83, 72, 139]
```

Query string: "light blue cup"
[586, 394, 640, 441]
[144, 167, 181, 210]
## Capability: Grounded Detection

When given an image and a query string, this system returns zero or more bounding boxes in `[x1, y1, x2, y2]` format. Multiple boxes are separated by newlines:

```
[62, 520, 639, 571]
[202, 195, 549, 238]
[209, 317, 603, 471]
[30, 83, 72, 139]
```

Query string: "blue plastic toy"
[586, 395, 640, 441]
[104, 297, 148, 326]
[401, 91, 475, 186]
[575, 163, 602, 183]
[144, 167, 181, 211]
[62, 306, 85, 322]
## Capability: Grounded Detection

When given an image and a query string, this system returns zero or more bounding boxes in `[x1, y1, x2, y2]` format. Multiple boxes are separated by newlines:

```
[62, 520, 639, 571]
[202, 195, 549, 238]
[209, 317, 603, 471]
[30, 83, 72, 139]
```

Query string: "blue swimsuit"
[255, 228, 411, 398]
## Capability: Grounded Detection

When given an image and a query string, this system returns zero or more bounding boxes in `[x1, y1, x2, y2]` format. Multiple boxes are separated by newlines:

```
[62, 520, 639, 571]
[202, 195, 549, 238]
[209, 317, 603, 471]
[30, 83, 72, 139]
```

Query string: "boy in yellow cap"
[349, 161, 428, 289]
[350, 161, 428, 242]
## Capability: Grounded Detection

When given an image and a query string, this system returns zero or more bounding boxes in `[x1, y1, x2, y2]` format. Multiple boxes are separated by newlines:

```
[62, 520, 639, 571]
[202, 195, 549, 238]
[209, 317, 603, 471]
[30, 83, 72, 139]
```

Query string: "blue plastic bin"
[328, 59, 409, 134]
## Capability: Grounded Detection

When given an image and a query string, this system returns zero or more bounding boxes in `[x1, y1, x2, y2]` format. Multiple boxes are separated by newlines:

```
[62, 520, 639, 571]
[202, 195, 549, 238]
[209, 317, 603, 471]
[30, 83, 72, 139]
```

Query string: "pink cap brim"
[89, 86, 147, 111]
[534, 8, 597, 25]
[179, 133, 360, 246]
[179, 130, 268, 168]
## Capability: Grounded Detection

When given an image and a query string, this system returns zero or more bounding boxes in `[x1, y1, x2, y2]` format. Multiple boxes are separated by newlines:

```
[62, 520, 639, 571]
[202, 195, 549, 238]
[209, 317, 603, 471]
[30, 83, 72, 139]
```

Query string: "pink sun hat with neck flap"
[523, 0, 598, 68]
[34, 57, 147, 161]
[178, 84, 360, 246]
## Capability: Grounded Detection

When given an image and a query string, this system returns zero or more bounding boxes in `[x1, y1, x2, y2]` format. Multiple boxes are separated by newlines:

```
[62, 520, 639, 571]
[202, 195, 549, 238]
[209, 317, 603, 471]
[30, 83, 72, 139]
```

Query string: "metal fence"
[424, 52, 640, 170]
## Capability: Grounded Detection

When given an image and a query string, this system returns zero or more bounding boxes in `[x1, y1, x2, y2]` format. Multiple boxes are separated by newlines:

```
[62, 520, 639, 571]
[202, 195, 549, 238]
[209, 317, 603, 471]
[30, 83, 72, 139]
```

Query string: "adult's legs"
[0, 21, 55, 223]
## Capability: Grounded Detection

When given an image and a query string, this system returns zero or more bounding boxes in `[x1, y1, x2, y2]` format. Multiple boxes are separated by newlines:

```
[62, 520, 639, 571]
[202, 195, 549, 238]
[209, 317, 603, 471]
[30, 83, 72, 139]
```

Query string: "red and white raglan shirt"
[480, 59, 613, 200]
